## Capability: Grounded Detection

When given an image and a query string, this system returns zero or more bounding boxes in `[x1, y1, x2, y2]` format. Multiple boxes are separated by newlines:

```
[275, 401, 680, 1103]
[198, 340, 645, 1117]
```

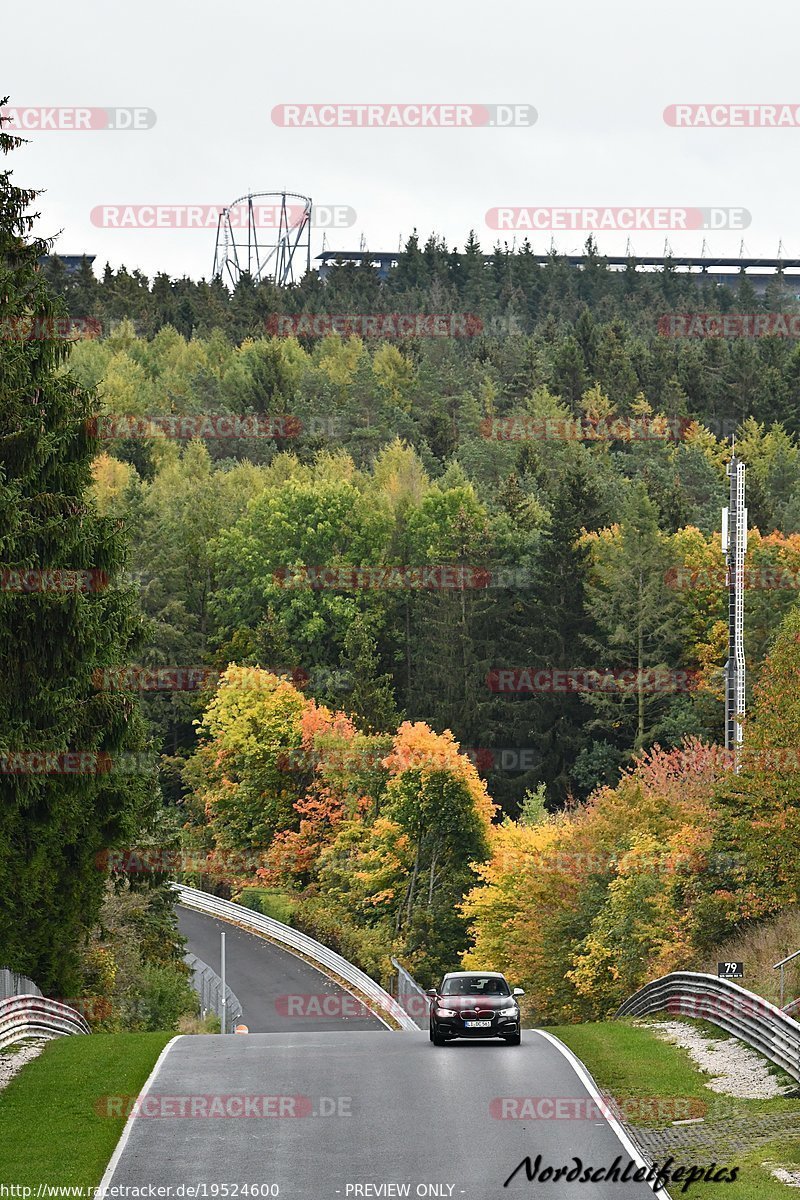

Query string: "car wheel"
[429, 1022, 434, 1042]
[504, 1033, 521, 1046]
[432, 1028, 447, 1046]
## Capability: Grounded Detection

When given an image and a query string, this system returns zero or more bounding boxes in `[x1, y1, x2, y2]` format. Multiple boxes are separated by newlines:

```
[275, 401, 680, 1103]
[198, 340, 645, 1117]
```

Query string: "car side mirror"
[425, 988, 437, 998]
[512, 987, 525, 997]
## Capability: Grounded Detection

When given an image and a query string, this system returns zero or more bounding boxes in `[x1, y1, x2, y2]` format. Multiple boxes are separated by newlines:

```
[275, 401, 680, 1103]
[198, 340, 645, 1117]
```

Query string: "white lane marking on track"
[532, 1029, 672, 1198]
[97, 1035, 184, 1193]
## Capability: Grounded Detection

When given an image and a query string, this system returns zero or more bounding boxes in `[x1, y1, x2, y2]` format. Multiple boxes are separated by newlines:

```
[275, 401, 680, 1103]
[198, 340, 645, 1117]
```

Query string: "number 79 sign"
[718, 961, 744, 979]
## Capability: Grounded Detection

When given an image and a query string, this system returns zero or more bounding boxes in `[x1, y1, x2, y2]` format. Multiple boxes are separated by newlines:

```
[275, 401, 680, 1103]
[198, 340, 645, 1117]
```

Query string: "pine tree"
[339, 616, 399, 734]
[581, 482, 687, 752]
[0, 104, 155, 992]
[72, 256, 100, 325]
[515, 462, 604, 804]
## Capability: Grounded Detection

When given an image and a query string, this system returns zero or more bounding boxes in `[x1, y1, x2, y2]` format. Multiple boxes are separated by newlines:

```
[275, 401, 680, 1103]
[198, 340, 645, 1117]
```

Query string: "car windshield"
[441, 976, 510, 997]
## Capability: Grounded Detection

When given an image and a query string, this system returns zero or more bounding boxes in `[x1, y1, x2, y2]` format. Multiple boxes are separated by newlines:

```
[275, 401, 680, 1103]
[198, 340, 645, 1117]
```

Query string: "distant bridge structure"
[316, 249, 800, 295]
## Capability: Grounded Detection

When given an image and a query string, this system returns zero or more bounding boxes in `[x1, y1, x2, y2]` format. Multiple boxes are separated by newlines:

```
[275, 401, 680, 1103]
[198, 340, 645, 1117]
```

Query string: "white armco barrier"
[617, 970, 800, 1082]
[172, 883, 420, 1030]
[0, 994, 91, 1049]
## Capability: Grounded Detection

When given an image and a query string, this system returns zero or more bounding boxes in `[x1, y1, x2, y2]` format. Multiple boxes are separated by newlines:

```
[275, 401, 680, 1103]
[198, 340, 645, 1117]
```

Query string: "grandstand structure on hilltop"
[316, 249, 800, 296]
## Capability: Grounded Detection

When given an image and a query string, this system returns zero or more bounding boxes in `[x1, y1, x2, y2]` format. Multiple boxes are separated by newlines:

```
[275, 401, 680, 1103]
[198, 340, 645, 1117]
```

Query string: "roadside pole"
[221, 931, 227, 1034]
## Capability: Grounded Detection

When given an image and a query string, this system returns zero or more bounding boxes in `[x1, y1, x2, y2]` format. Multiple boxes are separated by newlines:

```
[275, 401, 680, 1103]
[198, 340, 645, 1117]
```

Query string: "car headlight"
[436, 1007, 457, 1017]
[498, 1006, 519, 1017]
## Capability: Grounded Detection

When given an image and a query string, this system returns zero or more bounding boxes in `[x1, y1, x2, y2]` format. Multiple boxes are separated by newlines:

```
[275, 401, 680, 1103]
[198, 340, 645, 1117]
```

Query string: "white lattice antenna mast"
[722, 453, 747, 767]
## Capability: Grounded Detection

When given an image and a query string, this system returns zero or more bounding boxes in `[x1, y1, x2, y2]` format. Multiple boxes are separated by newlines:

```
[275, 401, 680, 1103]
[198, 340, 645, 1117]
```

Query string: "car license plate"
[464, 1019, 492, 1028]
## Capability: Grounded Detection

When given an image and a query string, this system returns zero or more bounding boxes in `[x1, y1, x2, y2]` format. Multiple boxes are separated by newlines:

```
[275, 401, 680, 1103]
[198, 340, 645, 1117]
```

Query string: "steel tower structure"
[212, 192, 312, 287]
[722, 454, 747, 764]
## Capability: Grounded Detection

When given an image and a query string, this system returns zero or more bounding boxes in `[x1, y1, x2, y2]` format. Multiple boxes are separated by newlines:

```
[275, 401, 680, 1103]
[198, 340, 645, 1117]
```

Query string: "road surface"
[104, 1029, 666, 1197]
[178, 905, 384, 1034]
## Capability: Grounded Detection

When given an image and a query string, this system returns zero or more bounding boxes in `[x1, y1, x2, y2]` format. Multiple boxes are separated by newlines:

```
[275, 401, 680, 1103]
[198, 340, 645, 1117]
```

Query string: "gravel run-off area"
[767, 1166, 800, 1187]
[0, 1039, 47, 1092]
[642, 1019, 794, 1099]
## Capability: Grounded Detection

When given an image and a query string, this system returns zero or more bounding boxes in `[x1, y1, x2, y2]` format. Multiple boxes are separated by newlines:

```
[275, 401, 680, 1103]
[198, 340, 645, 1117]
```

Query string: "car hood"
[435, 995, 514, 1012]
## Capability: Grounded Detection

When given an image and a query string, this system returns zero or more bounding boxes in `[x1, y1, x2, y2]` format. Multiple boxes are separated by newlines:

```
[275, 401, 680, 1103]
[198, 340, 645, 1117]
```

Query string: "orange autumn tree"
[298, 722, 497, 985]
[696, 606, 800, 942]
[187, 672, 494, 985]
[462, 740, 730, 1022]
[461, 815, 563, 983]
[382, 721, 496, 936]
[261, 700, 391, 885]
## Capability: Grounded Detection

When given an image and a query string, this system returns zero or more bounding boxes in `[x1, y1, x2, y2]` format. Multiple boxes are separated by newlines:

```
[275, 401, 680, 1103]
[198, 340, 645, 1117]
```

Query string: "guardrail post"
[773, 949, 800, 1010]
[220, 931, 226, 1035]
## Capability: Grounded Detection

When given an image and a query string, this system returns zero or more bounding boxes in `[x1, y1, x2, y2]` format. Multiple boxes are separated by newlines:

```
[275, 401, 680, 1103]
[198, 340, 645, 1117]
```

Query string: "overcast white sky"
[4, 0, 798, 281]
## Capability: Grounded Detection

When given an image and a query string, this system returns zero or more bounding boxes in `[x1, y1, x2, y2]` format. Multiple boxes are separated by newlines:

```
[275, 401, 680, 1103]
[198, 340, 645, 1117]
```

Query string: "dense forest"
[48, 248, 800, 810]
[7, 192, 800, 1022]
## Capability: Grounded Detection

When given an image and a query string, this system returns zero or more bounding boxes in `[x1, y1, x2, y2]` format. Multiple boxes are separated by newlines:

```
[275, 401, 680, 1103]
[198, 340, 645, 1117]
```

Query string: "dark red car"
[426, 970, 524, 1045]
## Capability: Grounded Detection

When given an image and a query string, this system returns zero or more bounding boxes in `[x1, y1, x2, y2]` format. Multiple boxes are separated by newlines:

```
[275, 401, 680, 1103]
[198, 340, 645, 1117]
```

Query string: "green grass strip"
[0, 1032, 174, 1186]
[550, 1020, 800, 1198]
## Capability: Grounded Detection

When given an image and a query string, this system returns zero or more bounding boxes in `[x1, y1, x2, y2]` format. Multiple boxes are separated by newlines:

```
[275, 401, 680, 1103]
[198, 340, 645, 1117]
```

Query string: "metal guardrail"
[185, 951, 243, 1029]
[0, 968, 42, 1000]
[391, 956, 429, 1025]
[774, 949, 800, 1008]
[616, 971, 800, 1083]
[0, 995, 91, 1050]
[172, 883, 420, 1030]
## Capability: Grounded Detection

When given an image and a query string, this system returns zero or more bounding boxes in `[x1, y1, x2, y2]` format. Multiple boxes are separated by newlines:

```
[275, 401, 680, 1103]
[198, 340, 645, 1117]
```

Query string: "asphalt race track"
[103, 1030, 666, 1198]
[178, 906, 385, 1034]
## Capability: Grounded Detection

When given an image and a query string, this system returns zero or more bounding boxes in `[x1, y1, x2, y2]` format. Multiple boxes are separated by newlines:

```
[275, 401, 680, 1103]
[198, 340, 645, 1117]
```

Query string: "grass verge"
[234, 887, 297, 925]
[0, 1032, 174, 1186]
[549, 1019, 800, 1197]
